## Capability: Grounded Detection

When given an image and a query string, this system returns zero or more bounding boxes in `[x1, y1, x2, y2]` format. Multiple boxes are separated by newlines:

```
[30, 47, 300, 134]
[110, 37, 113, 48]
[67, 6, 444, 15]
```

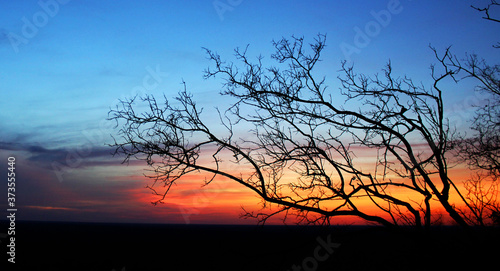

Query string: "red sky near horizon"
[0, 142, 480, 226]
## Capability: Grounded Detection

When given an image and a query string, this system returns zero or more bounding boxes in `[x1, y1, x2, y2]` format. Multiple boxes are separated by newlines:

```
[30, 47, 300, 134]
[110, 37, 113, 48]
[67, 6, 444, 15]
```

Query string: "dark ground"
[1, 221, 499, 271]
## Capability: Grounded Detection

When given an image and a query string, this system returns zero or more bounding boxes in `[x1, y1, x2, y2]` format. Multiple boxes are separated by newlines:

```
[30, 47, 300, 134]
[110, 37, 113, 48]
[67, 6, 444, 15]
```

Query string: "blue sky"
[0, 0, 499, 224]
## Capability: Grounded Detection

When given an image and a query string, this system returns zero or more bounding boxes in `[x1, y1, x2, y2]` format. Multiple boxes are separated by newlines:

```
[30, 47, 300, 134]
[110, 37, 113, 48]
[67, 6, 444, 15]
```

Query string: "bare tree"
[434, 50, 500, 179]
[466, 1, 500, 178]
[472, 0, 500, 24]
[457, 173, 500, 225]
[472, 0, 500, 49]
[109, 35, 472, 228]
[431, 3, 500, 225]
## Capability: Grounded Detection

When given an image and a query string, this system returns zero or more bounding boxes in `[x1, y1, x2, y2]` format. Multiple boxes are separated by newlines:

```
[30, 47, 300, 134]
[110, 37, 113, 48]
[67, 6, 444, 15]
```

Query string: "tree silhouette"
[436, 2, 500, 225]
[439, 51, 500, 178]
[110, 35, 476, 228]
[472, 0, 500, 26]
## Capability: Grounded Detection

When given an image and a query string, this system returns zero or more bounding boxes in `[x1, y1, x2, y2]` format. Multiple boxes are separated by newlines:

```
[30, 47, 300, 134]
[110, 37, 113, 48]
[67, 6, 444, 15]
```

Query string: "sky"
[0, 0, 499, 225]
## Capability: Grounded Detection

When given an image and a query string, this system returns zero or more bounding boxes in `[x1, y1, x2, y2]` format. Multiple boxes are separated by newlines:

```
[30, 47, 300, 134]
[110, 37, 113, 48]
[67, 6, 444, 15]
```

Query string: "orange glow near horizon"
[9, 142, 492, 226]
[119, 160, 480, 225]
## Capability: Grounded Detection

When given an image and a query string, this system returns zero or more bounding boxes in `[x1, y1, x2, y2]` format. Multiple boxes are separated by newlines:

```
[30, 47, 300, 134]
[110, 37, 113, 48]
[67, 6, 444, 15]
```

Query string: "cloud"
[0, 140, 117, 170]
[24, 205, 77, 211]
[0, 147, 186, 223]
[98, 67, 129, 77]
[0, 138, 260, 224]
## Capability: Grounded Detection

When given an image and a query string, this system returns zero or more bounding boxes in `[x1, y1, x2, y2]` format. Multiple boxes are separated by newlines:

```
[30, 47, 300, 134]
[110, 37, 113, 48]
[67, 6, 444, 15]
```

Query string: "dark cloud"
[0, 143, 188, 224]
[0, 140, 117, 169]
[0, 140, 247, 224]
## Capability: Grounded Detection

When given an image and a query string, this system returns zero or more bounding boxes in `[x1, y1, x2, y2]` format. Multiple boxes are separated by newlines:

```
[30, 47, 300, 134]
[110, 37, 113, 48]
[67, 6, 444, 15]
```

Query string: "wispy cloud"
[0, 141, 114, 169]
[24, 205, 77, 211]
[0, 140, 256, 224]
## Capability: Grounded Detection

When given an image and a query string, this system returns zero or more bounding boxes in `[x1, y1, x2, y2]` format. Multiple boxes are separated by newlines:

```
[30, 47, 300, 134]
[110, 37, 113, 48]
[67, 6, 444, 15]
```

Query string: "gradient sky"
[0, 0, 499, 225]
